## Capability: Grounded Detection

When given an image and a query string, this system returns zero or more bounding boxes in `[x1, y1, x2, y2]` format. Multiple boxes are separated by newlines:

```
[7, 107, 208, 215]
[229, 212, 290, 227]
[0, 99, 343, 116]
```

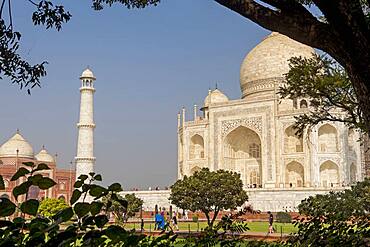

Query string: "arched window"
[0, 160, 3, 165]
[284, 126, 303, 153]
[58, 195, 66, 201]
[320, 161, 339, 187]
[286, 161, 304, 187]
[0, 194, 9, 199]
[189, 135, 204, 159]
[300, 100, 308, 108]
[59, 181, 66, 190]
[190, 166, 201, 175]
[318, 124, 338, 152]
[249, 143, 260, 158]
[249, 169, 261, 186]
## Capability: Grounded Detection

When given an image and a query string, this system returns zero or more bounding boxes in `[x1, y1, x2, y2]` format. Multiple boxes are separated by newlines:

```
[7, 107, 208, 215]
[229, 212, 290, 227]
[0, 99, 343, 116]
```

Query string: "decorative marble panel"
[221, 117, 262, 137]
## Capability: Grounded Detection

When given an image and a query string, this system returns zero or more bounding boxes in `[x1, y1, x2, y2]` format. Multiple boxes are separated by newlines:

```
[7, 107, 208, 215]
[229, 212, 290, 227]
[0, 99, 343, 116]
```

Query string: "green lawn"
[124, 221, 297, 234]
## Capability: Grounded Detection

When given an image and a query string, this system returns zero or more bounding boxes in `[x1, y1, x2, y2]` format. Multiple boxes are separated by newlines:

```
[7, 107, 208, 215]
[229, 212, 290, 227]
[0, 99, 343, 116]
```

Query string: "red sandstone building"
[0, 131, 75, 203]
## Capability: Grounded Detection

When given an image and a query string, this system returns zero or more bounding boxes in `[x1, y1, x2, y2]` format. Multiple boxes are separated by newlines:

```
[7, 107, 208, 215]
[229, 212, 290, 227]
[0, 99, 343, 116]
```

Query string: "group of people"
[154, 210, 179, 231]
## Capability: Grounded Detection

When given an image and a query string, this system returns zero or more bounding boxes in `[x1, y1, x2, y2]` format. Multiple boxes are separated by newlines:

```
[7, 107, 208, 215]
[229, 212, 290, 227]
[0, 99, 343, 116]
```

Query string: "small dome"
[35, 147, 55, 163]
[204, 89, 229, 107]
[80, 68, 95, 80]
[0, 132, 34, 158]
[240, 32, 315, 98]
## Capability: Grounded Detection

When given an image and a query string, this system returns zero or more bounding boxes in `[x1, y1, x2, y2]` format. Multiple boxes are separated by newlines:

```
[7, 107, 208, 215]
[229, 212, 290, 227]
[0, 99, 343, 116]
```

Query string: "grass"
[123, 221, 297, 234]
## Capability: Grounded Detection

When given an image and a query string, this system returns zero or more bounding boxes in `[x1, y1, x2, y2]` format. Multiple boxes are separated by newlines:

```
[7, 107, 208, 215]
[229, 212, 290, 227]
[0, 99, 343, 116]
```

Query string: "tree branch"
[0, 0, 5, 18]
[214, 0, 334, 51]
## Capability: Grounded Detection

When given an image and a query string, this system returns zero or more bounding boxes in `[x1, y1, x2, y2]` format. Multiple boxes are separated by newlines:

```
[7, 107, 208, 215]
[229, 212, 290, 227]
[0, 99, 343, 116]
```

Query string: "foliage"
[102, 192, 143, 224]
[124, 193, 144, 218]
[279, 55, 367, 135]
[0, 0, 71, 93]
[38, 197, 69, 217]
[275, 212, 291, 224]
[169, 168, 248, 226]
[0, 163, 178, 246]
[191, 214, 198, 223]
[287, 178, 370, 246]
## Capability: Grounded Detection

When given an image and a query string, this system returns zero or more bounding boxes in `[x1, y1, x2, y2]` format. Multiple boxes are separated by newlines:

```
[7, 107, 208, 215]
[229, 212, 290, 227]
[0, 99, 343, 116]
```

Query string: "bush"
[38, 198, 69, 217]
[192, 214, 199, 222]
[276, 212, 292, 223]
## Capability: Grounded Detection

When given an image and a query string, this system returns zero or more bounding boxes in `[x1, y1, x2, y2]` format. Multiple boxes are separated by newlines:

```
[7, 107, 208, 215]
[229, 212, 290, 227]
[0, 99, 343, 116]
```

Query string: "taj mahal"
[177, 32, 364, 189]
[122, 32, 367, 212]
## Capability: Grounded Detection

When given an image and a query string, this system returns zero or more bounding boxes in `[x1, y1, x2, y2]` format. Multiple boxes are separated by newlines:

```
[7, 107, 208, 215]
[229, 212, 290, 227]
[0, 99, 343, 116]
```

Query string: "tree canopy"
[169, 168, 248, 226]
[37, 197, 69, 217]
[288, 179, 370, 246]
[278, 55, 366, 135]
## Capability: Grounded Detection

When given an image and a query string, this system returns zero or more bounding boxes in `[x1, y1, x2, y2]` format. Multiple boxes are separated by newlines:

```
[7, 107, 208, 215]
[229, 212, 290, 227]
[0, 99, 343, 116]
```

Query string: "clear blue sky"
[0, 0, 268, 189]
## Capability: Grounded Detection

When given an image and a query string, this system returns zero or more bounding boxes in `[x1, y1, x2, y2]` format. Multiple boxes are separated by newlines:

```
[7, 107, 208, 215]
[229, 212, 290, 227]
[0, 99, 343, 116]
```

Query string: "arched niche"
[190, 166, 201, 175]
[58, 195, 66, 201]
[284, 125, 303, 153]
[286, 161, 304, 187]
[0, 194, 9, 199]
[223, 126, 261, 187]
[320, 160, 339, 187]
[318, 124, 338, 152]
[300, 99, 308, 108]
[189, 134, 204, 160]
[350, 163, 356, 183]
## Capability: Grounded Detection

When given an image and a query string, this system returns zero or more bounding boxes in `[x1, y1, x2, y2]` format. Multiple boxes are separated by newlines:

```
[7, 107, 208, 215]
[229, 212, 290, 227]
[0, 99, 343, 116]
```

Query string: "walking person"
[268, 211, 274, 234]
[172, 214, 179, 231]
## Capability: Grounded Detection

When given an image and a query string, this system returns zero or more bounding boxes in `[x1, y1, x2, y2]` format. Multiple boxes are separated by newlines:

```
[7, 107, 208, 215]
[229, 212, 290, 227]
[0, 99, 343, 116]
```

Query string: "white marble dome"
[80, 68, 95, 79]
[240, 32, 315, 98]
[204, 89, 229, 107]
[0, 132, 34, 158]
[35, 147, 55, 163]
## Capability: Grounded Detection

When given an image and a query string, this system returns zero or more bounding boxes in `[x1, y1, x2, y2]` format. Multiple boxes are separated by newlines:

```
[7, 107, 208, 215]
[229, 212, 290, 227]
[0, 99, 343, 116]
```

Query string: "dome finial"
[16, 129, 19, 134]
[215, 83, 218, 89]
[80, 67, 96, 80]
[42, 145, 45, 150]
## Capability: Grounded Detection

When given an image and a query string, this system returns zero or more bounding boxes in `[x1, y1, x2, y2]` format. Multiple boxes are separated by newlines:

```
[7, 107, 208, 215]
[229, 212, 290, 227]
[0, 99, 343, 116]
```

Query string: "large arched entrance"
[320, 161, 339, 187]
[285, 161, 304, 187]
[223, 126, 261, 187]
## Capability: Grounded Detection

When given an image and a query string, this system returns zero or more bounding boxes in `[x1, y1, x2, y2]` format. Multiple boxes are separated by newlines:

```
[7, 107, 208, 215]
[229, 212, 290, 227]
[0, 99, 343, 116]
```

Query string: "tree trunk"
[210, 209, 220, 226]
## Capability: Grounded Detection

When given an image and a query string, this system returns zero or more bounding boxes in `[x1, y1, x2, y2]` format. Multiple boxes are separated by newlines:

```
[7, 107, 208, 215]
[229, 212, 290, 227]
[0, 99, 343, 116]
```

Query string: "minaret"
[75, 68, 96, 184]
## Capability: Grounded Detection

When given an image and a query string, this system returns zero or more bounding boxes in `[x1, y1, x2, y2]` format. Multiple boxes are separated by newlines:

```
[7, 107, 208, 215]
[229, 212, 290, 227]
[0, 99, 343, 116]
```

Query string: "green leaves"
[170, 168, 248, 226]
[108, 183, 122, 192]
[13, 181, 32, 200]
[20, 199, 39, 216]
[11, 167, 30, 181]
[90, 201, 103, 216]
[53, 207, 73, 222]
[74, 202, 90, 218]
[37, 177, 56, 190]
[34, 163, 50, 172]
[70, 189, 82, 205]
[94, 215, 108, 228]
[89, 185, 107, 198]
[0, 198, 16, 217]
